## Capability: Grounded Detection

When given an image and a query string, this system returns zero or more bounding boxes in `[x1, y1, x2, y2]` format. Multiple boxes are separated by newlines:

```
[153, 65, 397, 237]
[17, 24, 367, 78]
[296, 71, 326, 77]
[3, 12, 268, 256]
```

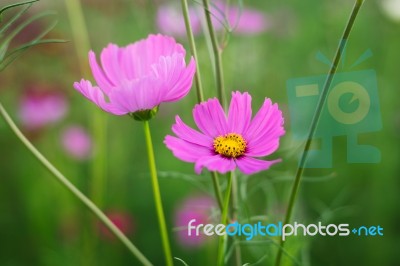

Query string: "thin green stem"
[143, 121, 173, 266]
[181, 0, 226, 224]
[217, 171, 233, 266]
[0, 102, 152, 266]
[202, 0, 226, 108]
[230, 172, 242, 266]
[274, 1, 364, 266]
[180, 0, 204, 102]
[211, 171, 224, 210]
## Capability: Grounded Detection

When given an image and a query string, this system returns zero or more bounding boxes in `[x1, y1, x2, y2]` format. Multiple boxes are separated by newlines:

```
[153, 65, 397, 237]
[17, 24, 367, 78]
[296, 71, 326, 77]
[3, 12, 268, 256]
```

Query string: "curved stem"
[202, 0, 226, 108]
[180, 0, 204, 102]
[143, 121, 173, 266]
[217, 171, 233, 266]
[0, 101, 152, 266]
[274, 1, 364, 265]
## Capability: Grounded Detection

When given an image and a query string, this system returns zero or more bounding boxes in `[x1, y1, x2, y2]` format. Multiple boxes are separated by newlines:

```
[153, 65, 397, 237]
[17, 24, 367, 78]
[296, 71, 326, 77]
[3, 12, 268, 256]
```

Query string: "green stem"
[274, 1, 364, 266]
[143, 121, 173, 266]
[217, 171, 233, 266]
[230, 172, 242, 266]
[0, 101, 152, 266]
[180, 0, 204, 102]
[211, 171, 224, 211]
[202, 0, 226, 108]
[181, 0, 227, 226]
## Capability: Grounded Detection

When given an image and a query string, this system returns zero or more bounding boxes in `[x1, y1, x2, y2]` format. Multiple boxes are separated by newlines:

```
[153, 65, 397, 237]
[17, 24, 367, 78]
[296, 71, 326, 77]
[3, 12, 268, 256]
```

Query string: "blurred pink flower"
[175, 195, 217, 247]
[220, 4, 270, 35]
[157, 4, 201, 37]
[98, 211, 135, 241]
[165, 91, 285, 175]
[19, 87, 68, 130]
[61, 126, 92, 160]
[156, 1, 270, 37]
[74, 34, 196, 117]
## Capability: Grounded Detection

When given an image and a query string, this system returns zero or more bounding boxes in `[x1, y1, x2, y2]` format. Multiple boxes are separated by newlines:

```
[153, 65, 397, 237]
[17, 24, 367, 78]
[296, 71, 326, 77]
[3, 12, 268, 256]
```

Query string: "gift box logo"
[287, 49, 382, 168]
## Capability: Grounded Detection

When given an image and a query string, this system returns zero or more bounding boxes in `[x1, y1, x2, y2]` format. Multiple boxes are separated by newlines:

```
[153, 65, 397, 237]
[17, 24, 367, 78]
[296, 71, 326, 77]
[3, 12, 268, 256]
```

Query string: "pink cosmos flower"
[19, 87, 68, 130]
[164, 91, 285, 175]
[156, 1, 270, 38]
[73, 34, 196, 117]
[175, 195, 217, 247]
[157, 4, 202, 37]
[221, 4, 270, 35]
[61, 126, 92, 160]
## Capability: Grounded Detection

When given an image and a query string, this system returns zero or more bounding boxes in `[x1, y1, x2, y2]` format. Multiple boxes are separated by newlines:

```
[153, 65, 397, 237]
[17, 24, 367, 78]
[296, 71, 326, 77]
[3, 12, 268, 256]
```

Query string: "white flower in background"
[381, 0, 400, 21]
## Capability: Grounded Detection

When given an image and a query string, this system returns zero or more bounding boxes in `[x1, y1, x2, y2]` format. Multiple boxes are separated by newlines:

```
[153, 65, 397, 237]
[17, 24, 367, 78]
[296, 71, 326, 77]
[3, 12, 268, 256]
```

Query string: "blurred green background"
[0, 0, 399, 265]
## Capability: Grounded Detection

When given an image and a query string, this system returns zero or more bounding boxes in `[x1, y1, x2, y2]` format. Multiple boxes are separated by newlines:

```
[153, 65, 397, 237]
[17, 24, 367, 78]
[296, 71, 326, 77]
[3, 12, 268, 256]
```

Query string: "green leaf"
[0, 0, 38, 17]
[1, 11, 57, 46]
[0, 39, 65, 71]
[0, 2, 32, 35]
[174, 257, 189, 266]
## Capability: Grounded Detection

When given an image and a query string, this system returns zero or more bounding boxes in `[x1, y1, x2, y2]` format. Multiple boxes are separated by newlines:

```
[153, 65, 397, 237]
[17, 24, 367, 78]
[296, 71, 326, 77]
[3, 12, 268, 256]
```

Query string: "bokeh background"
[0, 0, 399, 265]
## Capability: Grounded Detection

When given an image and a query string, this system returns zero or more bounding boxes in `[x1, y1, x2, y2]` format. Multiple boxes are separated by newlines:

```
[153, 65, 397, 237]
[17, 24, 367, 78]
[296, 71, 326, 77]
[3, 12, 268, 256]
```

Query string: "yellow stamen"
[213, 133, 246, 158]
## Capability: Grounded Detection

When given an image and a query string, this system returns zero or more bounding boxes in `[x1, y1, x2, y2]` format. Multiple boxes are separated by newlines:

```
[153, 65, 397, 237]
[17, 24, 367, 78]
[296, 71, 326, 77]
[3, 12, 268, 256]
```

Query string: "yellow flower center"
[213, 133, 246, 158]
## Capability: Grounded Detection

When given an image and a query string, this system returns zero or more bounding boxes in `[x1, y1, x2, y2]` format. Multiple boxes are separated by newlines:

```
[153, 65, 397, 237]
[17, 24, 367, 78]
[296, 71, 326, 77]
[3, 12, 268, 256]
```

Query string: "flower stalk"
[181, 0, 227, 239]
[180, 0, 204, 102]
[274, 1, 365, 265]
[202, 0, 226, 108]
[143, 120, 173, 266]
[217, 171, 233, 266]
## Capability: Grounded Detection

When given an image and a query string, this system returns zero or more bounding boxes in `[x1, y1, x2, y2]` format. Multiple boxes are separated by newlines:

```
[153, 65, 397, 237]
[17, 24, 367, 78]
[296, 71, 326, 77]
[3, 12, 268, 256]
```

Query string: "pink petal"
[73, 79, 126, 115]
[172, 116, 213, 147]
[193, 98, 228, 137]
[100, 44, 126, 85]
[152, 54, 196, 102]
[88, 50, 114, 94]
[227, 91, 252, 134]
[194, 155, 236, 174]
[108, 77, 163, 113]
[164, 135, 213, 163]
[123, 34, 186, 79]
[244, 99, 285, 156]
[235, 157, 281, 175]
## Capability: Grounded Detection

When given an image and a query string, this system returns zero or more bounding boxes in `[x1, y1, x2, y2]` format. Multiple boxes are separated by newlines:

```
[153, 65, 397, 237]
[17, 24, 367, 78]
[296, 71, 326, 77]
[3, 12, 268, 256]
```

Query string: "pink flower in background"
[221, 4, 270, 35]
[61, 126, 92, 160]
[165, 91, 285, 175]
[157, 4, 201, 38]
[175, 195, 217, 247]
[19, 88, 68, 130]
[156, 1, 270, 37]
[74, 34, 196, 116]
[98, 211, 135, 241]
